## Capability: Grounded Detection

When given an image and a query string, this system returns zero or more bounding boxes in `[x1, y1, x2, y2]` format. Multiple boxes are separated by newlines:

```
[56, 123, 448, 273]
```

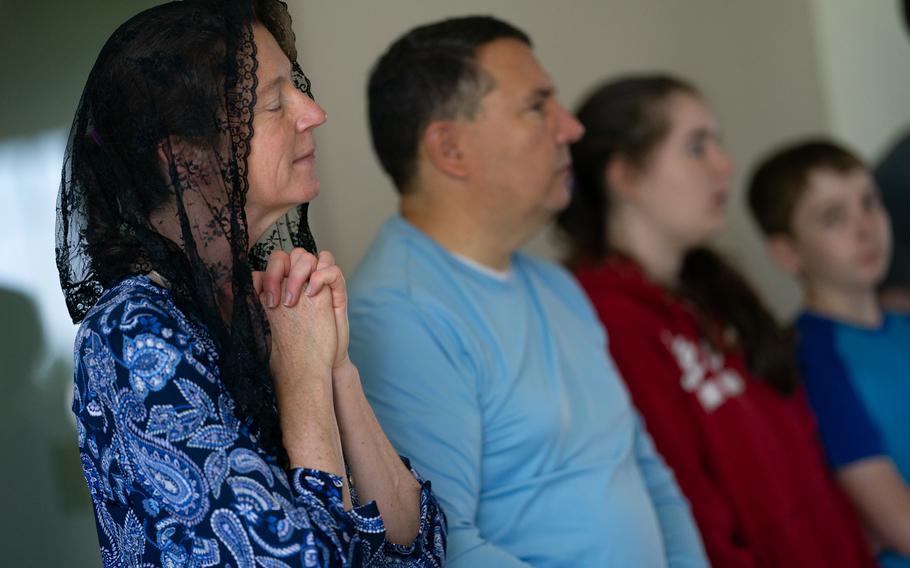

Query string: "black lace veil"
[56, 0, 316, 464]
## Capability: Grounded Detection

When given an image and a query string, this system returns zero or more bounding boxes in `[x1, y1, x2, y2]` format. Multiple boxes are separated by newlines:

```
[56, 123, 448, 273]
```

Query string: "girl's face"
[626, 93, 734, 251]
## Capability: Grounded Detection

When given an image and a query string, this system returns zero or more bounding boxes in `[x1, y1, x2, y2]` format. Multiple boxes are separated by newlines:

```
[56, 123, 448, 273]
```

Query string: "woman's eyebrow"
[259, 75, 286, 93]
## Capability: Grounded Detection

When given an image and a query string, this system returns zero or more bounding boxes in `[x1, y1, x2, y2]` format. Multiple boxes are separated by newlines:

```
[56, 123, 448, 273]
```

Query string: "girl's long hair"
[557, 75, 798, 395]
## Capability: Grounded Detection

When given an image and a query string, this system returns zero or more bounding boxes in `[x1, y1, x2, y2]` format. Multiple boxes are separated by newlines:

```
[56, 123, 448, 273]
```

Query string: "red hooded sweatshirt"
[574, 256, 875, 568]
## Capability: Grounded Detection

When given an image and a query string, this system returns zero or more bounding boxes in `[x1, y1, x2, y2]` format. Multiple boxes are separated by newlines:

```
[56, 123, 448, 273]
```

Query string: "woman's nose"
[296, 95, 327, 132]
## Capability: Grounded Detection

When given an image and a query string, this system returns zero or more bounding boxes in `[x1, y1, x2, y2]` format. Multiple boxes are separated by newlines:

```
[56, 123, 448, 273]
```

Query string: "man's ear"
[422, 120, 468, 179]
[766, 233, 803, 277]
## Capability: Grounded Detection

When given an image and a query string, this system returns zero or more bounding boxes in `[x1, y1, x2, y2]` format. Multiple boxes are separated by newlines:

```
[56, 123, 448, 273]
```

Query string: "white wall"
[809, 0, 910, 161]
[291, 0, 851, 318]
[4, 3, 909, 564]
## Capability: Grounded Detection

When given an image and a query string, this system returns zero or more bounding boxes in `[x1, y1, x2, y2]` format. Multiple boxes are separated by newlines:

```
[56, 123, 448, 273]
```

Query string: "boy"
[748, 139, 910, 567]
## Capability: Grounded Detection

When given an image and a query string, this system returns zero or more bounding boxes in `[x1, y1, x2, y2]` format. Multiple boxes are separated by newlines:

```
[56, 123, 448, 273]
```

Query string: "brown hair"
[557, 75, 698, 265]
[558, 75, 799, 395]
[747, 139, 866, 237]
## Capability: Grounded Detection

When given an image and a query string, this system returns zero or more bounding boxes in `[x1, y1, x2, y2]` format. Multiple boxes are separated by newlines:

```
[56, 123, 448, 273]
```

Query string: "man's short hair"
[747, 139, 866, 236]
[367, 16, 531, 193]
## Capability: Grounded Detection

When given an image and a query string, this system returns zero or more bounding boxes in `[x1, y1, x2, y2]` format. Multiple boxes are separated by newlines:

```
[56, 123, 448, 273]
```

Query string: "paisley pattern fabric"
[72, 275, 446, 567]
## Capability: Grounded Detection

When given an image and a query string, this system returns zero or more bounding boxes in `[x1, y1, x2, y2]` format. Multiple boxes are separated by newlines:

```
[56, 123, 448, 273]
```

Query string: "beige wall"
[291, 0, 849, 318]
[810, 0, 910, 161]
[2, 3, 907, 564]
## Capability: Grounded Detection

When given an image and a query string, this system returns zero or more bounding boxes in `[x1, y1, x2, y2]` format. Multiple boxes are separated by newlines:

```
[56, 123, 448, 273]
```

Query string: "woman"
[556, 75, 874, 567]
[56, 1, 445, 565]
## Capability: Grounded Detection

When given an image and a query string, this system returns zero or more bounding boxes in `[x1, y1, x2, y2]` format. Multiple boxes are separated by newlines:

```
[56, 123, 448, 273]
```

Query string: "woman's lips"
[293, 150, 316, 165]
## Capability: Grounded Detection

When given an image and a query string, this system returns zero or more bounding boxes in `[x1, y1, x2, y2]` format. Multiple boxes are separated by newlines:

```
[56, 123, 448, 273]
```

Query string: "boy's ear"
[422, 120, 468, 179]
[765, 233, 803, 277]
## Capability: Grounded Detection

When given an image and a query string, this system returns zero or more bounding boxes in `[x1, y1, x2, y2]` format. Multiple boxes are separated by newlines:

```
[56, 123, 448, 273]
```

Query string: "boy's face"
[784, 167, 891, 293]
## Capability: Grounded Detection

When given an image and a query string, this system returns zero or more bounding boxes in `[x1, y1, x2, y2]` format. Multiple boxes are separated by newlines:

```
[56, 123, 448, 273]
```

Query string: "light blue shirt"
[349, 216, 707, 567]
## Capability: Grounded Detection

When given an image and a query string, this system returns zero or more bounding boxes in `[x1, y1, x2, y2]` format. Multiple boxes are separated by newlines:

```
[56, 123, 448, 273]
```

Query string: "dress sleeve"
[795, 318, 886, 469]
[350, 295, 532, 567]
[344, 455, 447, 565]
[600, 308, 758, 568]
[71, 283, 445, 567]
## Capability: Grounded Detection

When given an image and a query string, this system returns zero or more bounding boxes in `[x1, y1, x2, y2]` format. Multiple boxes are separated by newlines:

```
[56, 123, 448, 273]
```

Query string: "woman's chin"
[291, 178, 320, 204]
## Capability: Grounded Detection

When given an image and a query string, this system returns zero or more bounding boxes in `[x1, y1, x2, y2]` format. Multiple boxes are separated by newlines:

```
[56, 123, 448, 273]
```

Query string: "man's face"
[788, 168, 892, 293]
[459, 39, 584, 232]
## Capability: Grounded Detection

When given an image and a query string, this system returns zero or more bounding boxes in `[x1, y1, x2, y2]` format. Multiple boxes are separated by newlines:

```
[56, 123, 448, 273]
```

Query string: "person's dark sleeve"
[795, 318, 886, 469]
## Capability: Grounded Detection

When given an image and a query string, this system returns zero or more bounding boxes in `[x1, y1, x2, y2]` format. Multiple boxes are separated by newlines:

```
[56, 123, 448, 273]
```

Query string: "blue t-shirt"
[796, 310, 910, 568]
[349, 216, 707, 568]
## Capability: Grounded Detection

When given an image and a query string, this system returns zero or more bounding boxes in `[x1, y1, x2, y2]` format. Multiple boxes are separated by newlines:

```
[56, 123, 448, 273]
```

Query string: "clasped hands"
[252, 248, 353, 383]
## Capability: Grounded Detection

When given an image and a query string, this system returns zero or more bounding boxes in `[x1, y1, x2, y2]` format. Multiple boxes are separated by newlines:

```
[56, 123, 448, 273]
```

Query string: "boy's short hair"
[747, 139, 866, 236]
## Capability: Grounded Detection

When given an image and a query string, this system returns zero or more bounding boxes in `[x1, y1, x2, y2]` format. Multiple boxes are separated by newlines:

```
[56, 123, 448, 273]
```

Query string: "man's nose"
[555, 103, 584, 145]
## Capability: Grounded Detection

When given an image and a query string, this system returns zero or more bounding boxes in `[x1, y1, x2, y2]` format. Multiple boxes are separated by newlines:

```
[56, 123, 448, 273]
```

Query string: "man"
[349, 16, 706, 567]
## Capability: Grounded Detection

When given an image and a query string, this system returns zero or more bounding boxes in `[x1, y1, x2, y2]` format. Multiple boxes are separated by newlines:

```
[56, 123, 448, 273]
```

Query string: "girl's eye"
[688, 143, 706, 157]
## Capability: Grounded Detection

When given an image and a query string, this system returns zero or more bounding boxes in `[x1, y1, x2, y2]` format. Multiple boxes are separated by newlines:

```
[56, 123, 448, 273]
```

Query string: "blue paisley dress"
[72, 275, 446, 567]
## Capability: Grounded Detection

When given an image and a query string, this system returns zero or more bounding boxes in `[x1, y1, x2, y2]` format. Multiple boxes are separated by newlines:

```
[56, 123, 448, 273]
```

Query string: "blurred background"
[2, 1, 909, 564]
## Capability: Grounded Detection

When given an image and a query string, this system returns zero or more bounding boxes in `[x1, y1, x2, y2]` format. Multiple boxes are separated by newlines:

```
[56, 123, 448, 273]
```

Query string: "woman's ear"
[604, 155, 637, 200]
[157, 136, 202, 179]
[421, 120, 468, 179]
[766, 233, 804, 277]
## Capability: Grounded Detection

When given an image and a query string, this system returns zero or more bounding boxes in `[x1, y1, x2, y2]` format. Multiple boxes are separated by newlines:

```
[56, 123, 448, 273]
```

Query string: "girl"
[556, 75, 873, 567]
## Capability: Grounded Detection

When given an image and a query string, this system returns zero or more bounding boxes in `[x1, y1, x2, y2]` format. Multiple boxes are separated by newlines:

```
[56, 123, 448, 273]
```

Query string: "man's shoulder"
[348, 218, 487, 350]
[514, 250, 571, 280]
[349, 217, 464, 308]
[514, 252, 593, 303]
